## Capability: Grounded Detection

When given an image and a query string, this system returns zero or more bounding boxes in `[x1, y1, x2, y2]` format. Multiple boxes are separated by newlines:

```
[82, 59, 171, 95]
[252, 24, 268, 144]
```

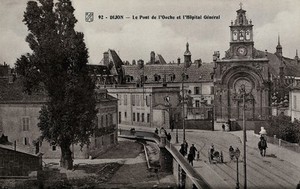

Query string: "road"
[174, 129, 300, 189]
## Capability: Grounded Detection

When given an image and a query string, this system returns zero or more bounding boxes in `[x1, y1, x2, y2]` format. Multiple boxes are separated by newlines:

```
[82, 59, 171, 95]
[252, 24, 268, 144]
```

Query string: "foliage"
[15, 0, 97, 168]
[267, 115, 300, 143]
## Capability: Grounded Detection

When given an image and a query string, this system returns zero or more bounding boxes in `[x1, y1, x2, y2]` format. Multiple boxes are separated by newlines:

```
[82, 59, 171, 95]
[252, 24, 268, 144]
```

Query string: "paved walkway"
[120, 124, 300, 188]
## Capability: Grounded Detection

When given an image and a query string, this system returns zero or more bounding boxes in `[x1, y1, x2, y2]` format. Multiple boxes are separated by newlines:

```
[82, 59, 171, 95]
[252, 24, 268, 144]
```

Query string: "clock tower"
[213, 4, 270, 127]
[227, 3, 254, 59]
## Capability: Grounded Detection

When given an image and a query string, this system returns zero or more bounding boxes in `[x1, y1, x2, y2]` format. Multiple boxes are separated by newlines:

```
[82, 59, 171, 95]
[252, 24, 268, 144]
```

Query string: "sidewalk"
[230, 130, 300, 169]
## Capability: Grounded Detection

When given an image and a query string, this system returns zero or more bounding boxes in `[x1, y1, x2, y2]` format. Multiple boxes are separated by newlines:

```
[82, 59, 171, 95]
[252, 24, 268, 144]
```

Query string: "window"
[118, 112, 121, 124]
[119, 95, 122, 105]
[210, 86, 214, 95]
[194, 87, 200, 94]
[195, 100, 200, 107]
[52, 145, 57, 151]
[110, 114, 113, 125]
[141, 96, 145, 107]
[133, 113, 136, 122]
[132, 95, 135, 106]
[23, 137, 28, 145]
[106, 115, 108, 127]
[137, 95, 140, 106]
[147, 113, 150, 123]
[22, 117, 29, 131]
[142, 113, 145, 122]
[294, 95, 297, 109]
[146, 95, 150, 107]
[137, 113, 140, 122]
[124, 112, 127, 118]
[124, 94, 127, 105]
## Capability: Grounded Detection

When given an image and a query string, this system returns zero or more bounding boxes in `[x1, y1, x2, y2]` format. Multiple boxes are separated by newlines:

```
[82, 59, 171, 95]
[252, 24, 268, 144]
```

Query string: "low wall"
[185, 120, 212, 130]
[0, 146, 41, 176]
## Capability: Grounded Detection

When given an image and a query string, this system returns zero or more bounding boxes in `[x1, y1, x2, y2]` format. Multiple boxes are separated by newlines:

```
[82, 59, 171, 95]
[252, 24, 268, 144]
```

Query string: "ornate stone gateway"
[213, 6, 270, 122]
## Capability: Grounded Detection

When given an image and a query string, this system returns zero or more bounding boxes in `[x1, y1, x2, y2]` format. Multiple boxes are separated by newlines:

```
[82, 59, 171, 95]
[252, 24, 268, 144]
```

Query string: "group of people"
[154, 127, 172, 142]
[179, 140, 199, 166]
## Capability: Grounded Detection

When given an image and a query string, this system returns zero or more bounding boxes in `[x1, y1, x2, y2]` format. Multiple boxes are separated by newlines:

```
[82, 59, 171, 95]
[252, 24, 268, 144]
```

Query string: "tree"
[15, 0, 97, 169]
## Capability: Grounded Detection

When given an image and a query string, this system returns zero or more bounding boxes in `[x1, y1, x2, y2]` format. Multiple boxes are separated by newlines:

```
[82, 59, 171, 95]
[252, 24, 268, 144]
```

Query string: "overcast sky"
[1, 0, 300, 67]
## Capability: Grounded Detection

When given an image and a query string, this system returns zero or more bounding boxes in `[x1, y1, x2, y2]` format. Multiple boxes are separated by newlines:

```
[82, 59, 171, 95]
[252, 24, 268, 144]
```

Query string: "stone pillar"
[159, 131, 173, 172]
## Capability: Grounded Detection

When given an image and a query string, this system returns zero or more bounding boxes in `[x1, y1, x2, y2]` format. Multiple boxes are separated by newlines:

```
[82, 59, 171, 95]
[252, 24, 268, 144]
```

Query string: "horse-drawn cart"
[208, 149, 224, 164]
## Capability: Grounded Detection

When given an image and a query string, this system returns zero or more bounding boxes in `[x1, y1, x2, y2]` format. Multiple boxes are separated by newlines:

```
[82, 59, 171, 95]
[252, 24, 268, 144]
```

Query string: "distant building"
[289, 78, 300, 122]
[108, 86, 181, 129]
[213, 5, 300, 126]
[0, 66, 118, 158]
[92, 45, 215, 123]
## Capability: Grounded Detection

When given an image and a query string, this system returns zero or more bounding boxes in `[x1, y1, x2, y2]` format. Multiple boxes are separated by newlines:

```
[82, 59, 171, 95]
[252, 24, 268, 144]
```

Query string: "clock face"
[237, 47, 247, 56]
[234, 79, 253, 94]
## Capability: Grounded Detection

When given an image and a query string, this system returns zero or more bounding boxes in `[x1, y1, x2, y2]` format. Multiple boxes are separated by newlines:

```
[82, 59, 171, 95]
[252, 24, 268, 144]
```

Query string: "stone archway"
[217, 65, 268, 121]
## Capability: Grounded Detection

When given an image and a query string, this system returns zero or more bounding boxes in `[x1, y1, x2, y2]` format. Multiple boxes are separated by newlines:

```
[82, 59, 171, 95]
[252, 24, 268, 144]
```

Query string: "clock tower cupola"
[228, 3, 254, 59]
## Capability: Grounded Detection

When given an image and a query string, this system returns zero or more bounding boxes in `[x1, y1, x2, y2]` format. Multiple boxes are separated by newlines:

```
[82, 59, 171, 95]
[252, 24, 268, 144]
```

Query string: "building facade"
[213, 6, 270, 122]
[0, 68, 118, 158]
[289, 78, 300, 121]
[108, 86, 182, 129]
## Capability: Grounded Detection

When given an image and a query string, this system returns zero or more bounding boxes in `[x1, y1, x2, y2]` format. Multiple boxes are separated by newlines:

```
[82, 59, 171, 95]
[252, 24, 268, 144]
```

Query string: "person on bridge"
[229, 146, 235, 161]
[188, 152, 194, 166]
[210, 144, 215, 160]
[189, 144, 198, 160]
[258, 136, 268, 157]
[179, 144, 186, 156]
[167, 133, 172, 141]
[183, 140, 189, 156]
[154, 128, 158, 134]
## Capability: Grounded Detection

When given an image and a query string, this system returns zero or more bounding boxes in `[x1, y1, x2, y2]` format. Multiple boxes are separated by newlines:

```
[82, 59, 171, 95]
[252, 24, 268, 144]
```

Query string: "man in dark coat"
[189, 144, 198, 160]
[188, 153, 194, 166]
[258, 136, 268, 157]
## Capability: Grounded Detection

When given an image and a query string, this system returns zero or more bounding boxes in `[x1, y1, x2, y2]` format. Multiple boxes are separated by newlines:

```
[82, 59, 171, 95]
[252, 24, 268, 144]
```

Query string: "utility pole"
[243, 94, 247, 189]
[182, 72, 186, 142]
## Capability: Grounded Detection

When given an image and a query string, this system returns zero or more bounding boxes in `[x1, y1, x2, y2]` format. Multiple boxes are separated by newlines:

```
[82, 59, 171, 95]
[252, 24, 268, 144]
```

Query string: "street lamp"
[181, 71, 188, 142]
[233, 86, 254, 189]
[235, 147, 241, 189]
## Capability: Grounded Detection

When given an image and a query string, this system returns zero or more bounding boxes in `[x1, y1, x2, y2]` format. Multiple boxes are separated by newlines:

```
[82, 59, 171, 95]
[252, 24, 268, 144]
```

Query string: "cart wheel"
[220, 151, 224, 163]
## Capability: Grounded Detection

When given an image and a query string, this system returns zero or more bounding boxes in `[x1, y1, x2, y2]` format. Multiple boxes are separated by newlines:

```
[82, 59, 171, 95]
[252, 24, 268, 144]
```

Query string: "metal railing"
[265, 135, 300, 153]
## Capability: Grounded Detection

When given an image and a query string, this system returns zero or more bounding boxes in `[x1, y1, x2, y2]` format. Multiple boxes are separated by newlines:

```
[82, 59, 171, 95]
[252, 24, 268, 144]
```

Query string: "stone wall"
[0, 146, 41, 176]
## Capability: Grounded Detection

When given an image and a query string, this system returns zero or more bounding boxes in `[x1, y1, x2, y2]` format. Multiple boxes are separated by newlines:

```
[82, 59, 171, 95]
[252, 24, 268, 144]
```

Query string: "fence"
[265, 135, 300, 153]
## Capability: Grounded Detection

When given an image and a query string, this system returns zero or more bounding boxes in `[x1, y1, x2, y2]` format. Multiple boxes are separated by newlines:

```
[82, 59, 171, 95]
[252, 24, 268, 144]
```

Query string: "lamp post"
[235, 148, 241, 189]
[181, 71, 187, 142]
[233, 87, 254, 189]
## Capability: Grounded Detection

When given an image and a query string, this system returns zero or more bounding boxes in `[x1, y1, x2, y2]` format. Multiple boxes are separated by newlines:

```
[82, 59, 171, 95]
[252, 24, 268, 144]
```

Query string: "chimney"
[103, 51, 109, 66]
[138, 59, 144, 69]
[132, 59, 136, 65]
[177, 57, 181, 64]
[150, 51, 155, 64]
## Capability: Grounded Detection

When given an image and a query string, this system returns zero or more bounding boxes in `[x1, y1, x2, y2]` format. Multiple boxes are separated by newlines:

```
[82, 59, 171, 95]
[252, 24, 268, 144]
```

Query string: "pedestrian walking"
[229, 145, 234, 161]
[179, 143, 185, 156]
[154, 128, 158, 134]
[258, 136, 267, 157]
[222, 124, 225, 131]
[189, 144, 198, 160]
[167, 133, 172, 141]
[188, 152, 194, 166]
[184, 140, 189, 156]
[210, 144, 215, 160]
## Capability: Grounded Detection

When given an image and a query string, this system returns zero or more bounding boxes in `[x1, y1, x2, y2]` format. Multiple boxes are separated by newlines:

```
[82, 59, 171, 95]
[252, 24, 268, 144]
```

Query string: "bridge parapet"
[119, 128, 211, 189]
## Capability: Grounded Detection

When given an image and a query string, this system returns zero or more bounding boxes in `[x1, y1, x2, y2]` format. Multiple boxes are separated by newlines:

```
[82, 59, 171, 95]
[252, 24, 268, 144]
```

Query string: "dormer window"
[246, 30, 251, 40]
[154, 74, 161, 82]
